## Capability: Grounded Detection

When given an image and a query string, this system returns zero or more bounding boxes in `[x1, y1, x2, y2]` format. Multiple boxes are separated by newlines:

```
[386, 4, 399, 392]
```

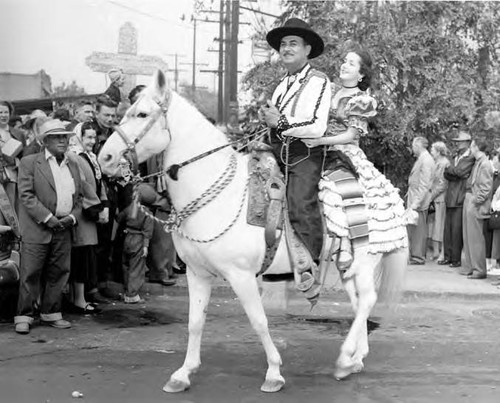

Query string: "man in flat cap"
[14, 119, 83, 334]
[439, 131, 475, 268]
[261, 18, 331, 294]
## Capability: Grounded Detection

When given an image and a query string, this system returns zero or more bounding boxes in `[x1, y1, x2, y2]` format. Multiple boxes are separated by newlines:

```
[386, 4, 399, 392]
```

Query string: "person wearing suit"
[461, 138, 493, 279]
[406, 136, 436, 264]
[438, 132, 475, 268]
[14, 119, 83, 334]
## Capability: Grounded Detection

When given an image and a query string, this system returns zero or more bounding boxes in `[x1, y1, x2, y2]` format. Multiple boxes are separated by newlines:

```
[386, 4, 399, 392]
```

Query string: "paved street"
[1, 282, 499, 403]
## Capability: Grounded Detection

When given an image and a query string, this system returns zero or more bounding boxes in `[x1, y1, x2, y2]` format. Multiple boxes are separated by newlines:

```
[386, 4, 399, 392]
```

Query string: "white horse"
[98, 70, 408, 393]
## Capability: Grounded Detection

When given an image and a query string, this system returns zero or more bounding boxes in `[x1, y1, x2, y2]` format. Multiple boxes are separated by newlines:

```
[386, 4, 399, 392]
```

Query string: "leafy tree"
[180, 84, 218, 122]
[242, 1, 500, 190]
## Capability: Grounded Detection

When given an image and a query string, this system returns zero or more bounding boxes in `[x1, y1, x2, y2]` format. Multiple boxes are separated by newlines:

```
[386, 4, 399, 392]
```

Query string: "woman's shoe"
[71, 303, 101, 314]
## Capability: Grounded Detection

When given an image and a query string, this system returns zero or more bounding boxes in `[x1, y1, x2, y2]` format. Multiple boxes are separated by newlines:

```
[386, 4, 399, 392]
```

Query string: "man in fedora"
[439, 131, 475, 268]
[261, 18, 331, 293]
[14, 119, 83, 334]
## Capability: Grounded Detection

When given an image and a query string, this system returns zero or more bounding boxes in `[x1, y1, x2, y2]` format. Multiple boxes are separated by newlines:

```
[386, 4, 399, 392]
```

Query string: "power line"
[105, 0, 215, 34]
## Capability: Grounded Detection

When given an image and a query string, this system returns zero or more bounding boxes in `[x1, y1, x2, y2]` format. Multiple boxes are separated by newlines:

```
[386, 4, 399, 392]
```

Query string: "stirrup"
[296, 272, 315, 292]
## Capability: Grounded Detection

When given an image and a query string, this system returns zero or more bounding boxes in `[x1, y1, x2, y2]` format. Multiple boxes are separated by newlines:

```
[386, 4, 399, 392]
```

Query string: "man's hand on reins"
[260, 100, 280, 128]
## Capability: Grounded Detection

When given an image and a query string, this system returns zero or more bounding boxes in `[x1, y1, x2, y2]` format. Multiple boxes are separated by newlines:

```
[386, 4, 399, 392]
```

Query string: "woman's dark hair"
[81, 121, 95, 135]
[344, 45, 373, 91]
[0, 100, 14, 116]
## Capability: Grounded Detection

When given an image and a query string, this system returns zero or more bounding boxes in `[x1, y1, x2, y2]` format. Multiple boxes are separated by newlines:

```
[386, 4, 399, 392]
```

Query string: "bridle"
[112, 89, 268, 182]
[113, 90, 172, 174]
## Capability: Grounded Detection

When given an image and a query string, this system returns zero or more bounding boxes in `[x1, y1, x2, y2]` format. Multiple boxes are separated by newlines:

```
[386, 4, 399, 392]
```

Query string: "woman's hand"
[302, 138, 324, 148]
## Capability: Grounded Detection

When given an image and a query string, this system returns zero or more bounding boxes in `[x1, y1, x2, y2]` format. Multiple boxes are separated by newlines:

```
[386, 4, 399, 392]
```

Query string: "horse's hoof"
[260, 376, 285, 393]
[334, 364, 356, 381]
[163, 378, 190, 393]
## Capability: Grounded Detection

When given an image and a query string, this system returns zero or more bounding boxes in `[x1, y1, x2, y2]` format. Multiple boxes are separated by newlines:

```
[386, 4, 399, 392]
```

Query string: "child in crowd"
[116, 184, 154, 304]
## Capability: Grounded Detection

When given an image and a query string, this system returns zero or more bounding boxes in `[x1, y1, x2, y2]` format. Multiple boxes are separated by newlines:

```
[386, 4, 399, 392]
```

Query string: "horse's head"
[98, 70, 172, 177]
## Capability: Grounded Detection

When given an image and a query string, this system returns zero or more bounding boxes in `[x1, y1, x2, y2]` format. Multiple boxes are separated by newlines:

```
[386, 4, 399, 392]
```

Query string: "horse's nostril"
[102, 154, 112, 162]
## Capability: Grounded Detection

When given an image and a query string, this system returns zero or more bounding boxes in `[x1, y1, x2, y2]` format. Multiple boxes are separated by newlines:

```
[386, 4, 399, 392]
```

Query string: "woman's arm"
[302, 127, 358, 148]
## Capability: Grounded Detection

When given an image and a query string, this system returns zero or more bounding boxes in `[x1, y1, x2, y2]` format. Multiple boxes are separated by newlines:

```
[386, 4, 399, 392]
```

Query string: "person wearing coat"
[428, 141, 450, 261]
[14, 119, 83, 334]
[68, 122, 109, 312]
[406, 136, 436, 265]
[439, 132, 475, 268]
[461, 138, 493, 279]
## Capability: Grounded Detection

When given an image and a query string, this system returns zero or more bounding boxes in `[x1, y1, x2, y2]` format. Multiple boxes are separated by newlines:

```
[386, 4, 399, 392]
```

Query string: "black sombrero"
[266, 18, 325, 59]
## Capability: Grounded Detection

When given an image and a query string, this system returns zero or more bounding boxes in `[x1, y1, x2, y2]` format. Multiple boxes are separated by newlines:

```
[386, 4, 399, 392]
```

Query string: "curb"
[141, 279, 500, 301]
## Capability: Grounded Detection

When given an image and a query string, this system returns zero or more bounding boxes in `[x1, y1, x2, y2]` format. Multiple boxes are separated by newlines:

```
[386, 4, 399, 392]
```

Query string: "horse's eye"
[137, 112, 148, 118]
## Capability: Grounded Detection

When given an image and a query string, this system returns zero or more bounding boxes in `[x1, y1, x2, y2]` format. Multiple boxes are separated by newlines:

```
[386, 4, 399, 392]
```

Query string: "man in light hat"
[439, 131, 475, 268]
[261, 18, 331, 295]
[14, 119, 83, 334]
[104, 68, 124, 104]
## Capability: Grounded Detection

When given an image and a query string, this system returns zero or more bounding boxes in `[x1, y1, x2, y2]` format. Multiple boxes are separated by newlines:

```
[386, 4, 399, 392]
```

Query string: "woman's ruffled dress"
[319, 88, 408, 255]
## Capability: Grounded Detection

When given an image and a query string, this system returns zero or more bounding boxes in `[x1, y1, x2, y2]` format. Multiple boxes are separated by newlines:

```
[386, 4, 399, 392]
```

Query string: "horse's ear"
[151, 69, 168, 97]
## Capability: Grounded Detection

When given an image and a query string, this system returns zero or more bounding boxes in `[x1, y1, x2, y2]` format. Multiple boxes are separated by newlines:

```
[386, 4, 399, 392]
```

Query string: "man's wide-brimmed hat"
[37, 119, 73, 142]
[266, 18, 324, 59]
[451, 131, 472, 142]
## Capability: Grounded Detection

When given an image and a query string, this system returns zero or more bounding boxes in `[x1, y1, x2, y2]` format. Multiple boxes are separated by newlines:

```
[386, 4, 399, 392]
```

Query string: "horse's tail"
[374, 246, 408, 310]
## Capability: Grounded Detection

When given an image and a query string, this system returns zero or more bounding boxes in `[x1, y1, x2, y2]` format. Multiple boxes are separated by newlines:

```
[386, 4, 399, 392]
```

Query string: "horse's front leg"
[335, 253, 380, 380]
[164, 268, 212, 393]
[225, 269, 285, 393]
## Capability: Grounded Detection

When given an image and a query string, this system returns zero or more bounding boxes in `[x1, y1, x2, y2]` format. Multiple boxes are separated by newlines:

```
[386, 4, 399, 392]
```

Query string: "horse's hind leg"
[335, 252, 380, 380]
[225, 269, 285, 393]
[164, 269, 212, 393]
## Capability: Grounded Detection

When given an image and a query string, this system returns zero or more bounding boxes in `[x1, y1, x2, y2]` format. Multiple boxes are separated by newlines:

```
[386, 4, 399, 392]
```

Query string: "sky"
[0, 0, 281, 95]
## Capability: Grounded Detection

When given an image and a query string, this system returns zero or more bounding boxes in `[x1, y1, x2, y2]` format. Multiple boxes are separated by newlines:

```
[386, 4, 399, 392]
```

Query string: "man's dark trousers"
[443, 206, 463, 264]
[17, 229, 71, 317]
[274, 144, 323, 262]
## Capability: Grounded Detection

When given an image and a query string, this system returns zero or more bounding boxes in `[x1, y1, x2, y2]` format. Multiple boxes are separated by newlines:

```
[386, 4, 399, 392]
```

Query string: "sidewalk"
[141, 259, 500, 300]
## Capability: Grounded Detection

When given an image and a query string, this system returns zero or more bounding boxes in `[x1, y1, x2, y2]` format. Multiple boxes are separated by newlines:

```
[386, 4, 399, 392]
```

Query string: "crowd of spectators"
[0, 69, 183, 334]
[406, 131, 500, 285]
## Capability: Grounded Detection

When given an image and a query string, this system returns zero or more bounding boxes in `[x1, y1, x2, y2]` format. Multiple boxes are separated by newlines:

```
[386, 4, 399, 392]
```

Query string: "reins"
[125, 127, 268, 243]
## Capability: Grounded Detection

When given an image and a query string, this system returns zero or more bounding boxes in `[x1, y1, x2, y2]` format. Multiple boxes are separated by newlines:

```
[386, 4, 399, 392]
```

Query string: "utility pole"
[163, 53, 187, 92]
[229, 0, 239, 127]
[192, 17, 197, 95]
[223, 0, 231, 123]
[217, 0, 224, 123]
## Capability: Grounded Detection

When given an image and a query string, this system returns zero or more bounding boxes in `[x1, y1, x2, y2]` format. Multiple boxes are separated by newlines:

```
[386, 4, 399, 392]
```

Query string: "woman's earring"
[358, 77, 362, 82]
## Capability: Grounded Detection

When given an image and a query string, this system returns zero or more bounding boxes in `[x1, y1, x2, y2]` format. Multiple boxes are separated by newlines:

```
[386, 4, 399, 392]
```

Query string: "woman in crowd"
[0, 101, 26, 208]
[428, 141, 450, 261]
[68, 122, 109, 312]
[302, 45, 407, 273]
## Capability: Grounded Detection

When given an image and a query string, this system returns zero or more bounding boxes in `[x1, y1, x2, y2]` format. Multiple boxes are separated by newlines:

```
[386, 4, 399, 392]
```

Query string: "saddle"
[247, 143, 336, 303]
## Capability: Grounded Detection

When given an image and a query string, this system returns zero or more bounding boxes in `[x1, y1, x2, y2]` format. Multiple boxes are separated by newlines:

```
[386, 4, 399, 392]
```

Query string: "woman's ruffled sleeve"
[344, 94, 378, 137]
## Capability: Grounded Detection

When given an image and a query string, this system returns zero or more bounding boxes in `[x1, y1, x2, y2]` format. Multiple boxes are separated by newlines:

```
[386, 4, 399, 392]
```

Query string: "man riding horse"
[261, 18, 331, 295]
